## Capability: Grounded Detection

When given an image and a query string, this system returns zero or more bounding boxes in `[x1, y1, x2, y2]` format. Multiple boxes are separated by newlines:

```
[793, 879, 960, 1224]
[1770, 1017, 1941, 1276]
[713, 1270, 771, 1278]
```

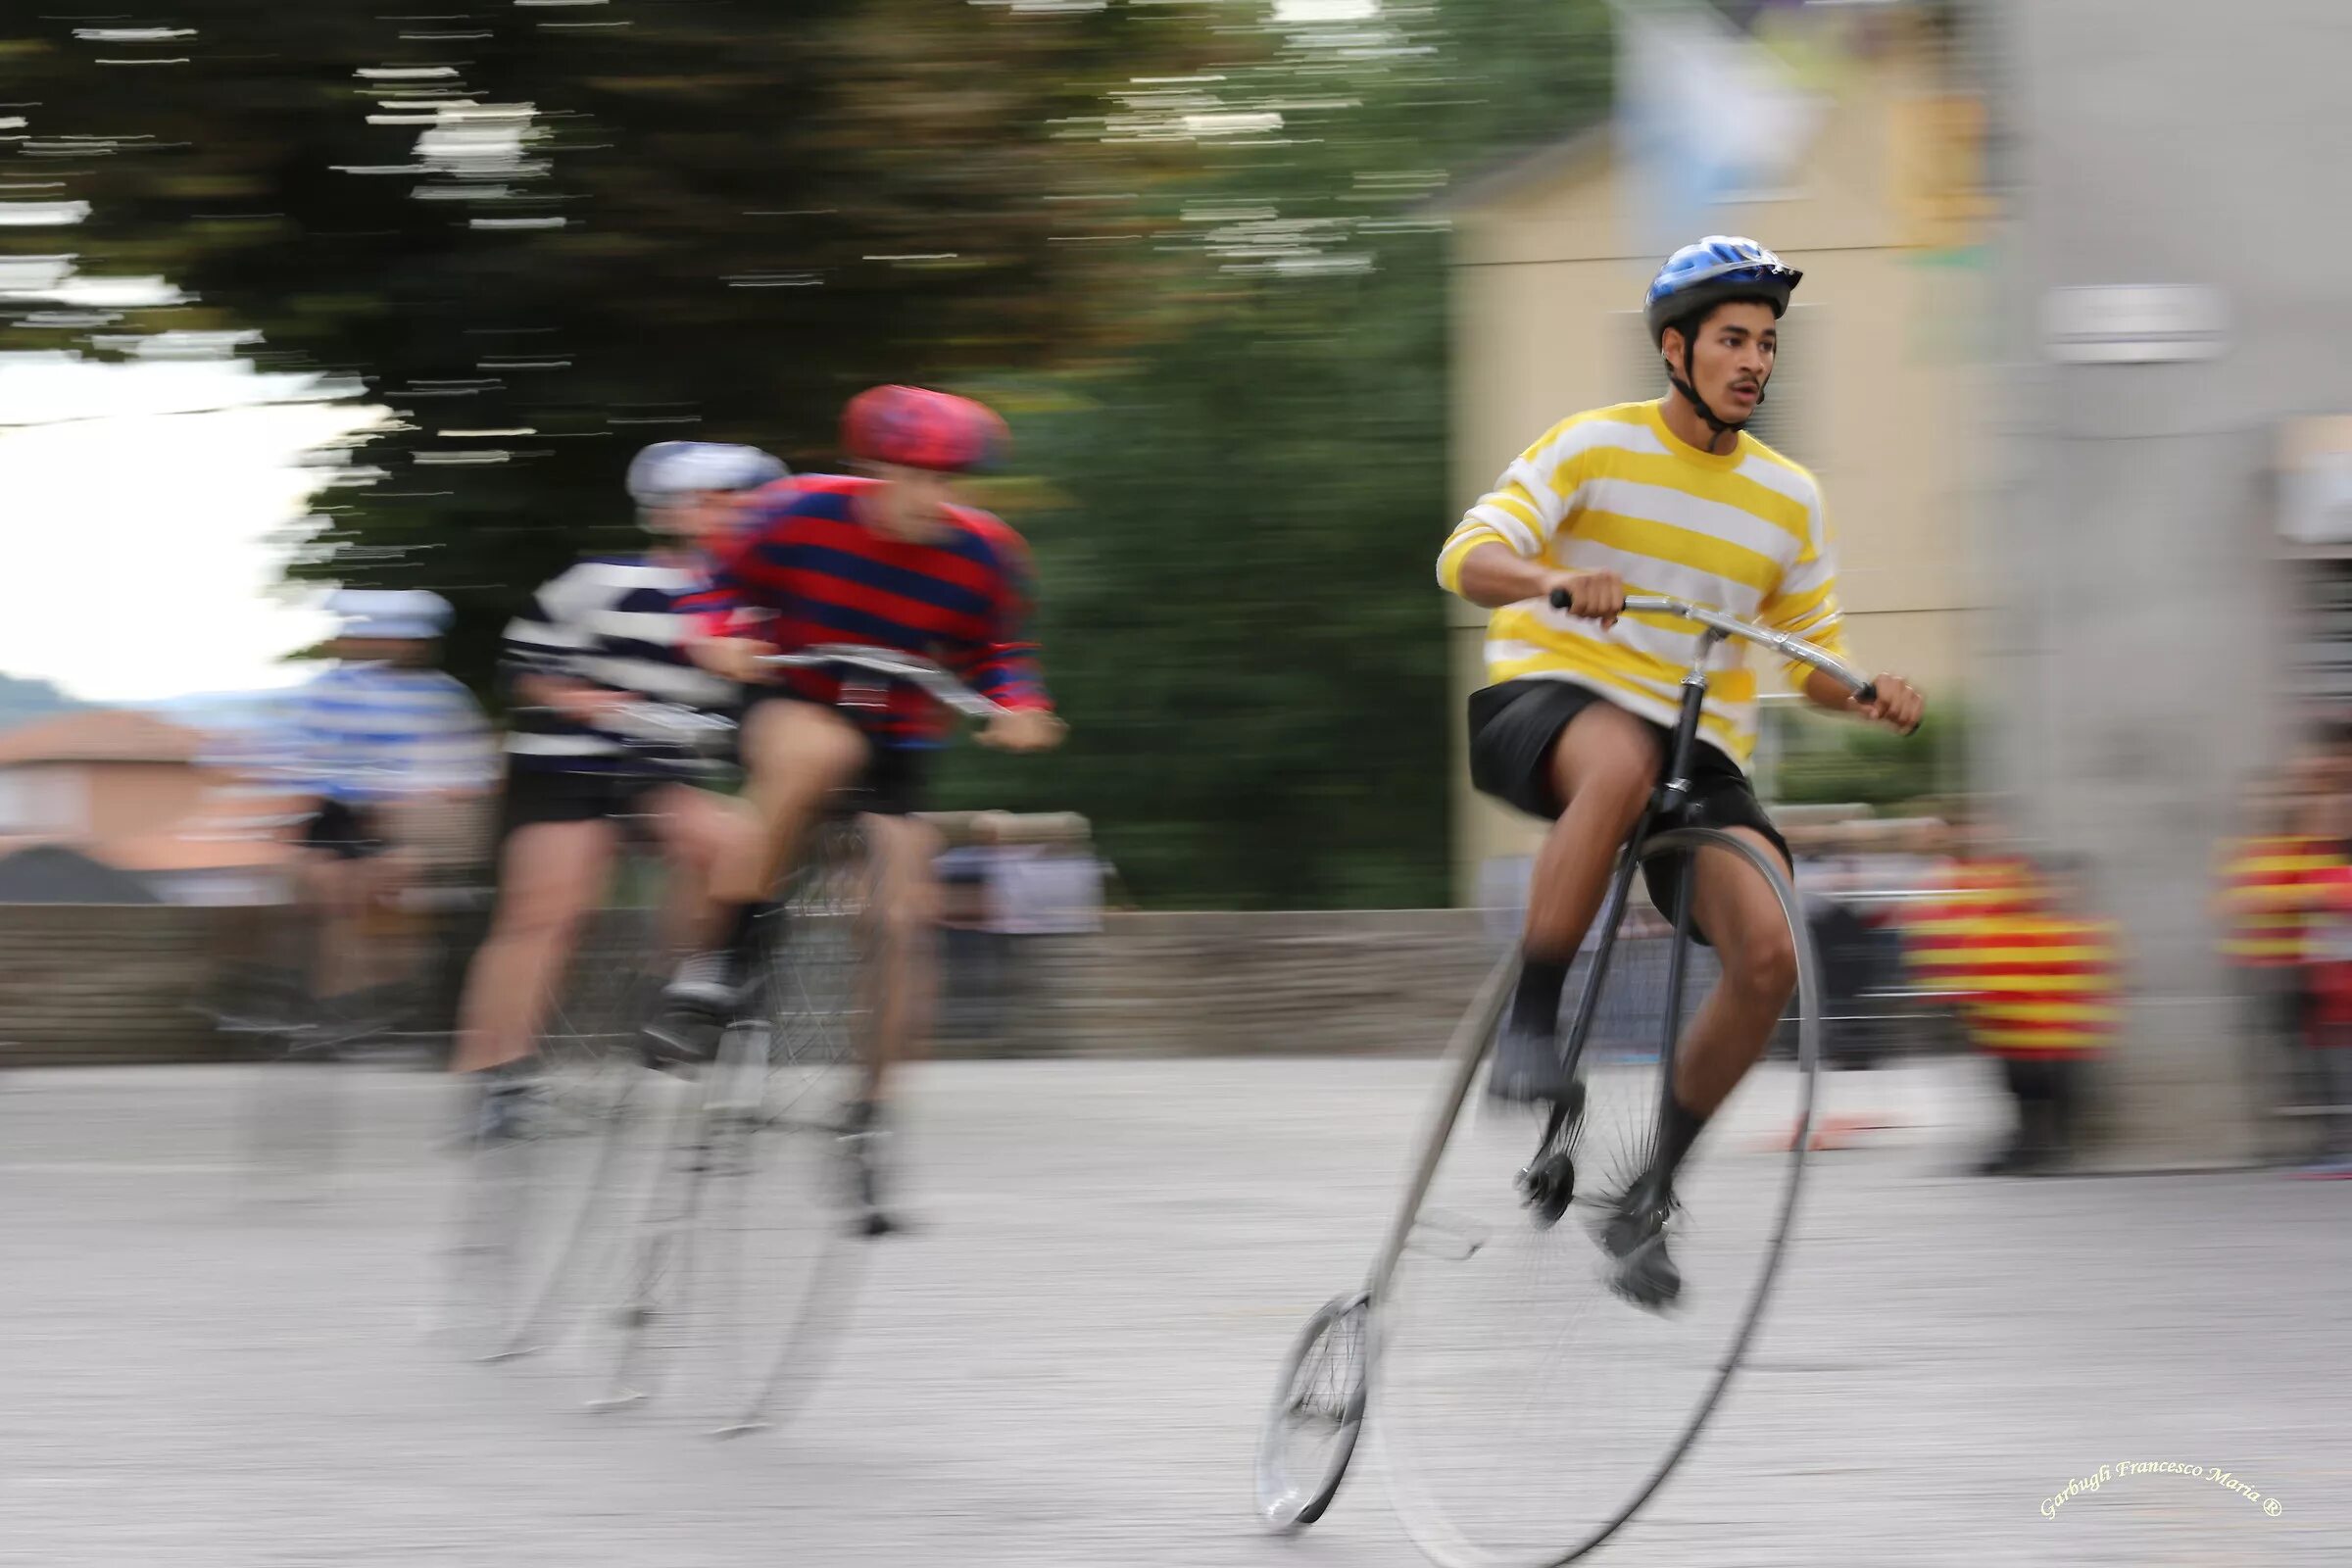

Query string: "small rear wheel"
[1254, 1290, 1370, 1531]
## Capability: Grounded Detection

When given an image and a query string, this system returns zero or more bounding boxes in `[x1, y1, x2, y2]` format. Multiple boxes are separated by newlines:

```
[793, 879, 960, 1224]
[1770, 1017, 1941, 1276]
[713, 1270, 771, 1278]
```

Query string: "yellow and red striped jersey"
[1904, 860, 2119, 1056]
[2217, 834, 2346, 967]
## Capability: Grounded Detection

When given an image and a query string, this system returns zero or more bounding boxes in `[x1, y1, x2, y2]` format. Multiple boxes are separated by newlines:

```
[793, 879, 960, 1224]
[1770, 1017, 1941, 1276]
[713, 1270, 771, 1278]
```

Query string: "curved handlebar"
[1548, 587, 1879, 705]
[515, 699, 737, 762]
[758, 644, 1009, 722]
[588, 710, 733, 757]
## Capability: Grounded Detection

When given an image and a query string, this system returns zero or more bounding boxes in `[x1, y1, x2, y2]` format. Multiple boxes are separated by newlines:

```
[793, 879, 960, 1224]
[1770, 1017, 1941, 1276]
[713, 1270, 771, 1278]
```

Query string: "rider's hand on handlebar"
[1854, 674, 1925, 736]
[689, 636, 771, 685]
[553, 687, 638, 726]
[979, 709, 1066, 754]
[1545, 569, 1625, 629]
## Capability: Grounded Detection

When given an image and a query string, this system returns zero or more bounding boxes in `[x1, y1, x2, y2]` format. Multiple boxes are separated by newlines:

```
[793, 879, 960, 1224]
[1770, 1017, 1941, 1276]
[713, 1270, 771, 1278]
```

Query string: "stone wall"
[0, 906, 220, 1063]
[1000, 908, 1502, 1057]
[0, 904, 1506, 1066]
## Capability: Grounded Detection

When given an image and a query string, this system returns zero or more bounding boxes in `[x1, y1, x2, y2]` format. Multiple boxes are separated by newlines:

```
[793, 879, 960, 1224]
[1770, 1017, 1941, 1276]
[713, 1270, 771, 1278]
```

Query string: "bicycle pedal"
[1405, 1209, 1489, 1261]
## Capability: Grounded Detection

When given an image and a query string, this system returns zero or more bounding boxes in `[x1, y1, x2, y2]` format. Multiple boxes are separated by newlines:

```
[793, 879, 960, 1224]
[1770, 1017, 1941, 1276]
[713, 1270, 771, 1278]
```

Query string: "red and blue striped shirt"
[693, 474, 1051, 746]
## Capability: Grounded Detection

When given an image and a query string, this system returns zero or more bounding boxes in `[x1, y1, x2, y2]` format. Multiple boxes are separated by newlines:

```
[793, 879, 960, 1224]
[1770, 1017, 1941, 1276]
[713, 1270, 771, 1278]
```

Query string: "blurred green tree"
[1, 0, 1613, 906]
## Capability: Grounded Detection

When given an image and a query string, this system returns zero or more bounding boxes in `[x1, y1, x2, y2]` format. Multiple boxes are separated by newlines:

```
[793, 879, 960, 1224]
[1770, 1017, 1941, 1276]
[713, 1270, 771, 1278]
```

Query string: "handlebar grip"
[1854, 681, 1879, 707]
[1548, 587, 1571, 612]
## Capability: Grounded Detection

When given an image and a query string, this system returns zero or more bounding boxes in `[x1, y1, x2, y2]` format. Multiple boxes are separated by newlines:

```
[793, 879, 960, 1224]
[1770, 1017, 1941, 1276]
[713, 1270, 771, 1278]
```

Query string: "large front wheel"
[1379, 826, 1823, 1567]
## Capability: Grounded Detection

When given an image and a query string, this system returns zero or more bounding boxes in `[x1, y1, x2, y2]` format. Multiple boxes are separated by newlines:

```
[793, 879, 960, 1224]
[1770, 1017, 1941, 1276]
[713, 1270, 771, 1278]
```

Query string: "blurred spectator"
[936, 835, 1011, 1047]
[976, 812, 1106, 938]
[2295, 856, 2352, 1178]
[1772, 818, 1960, 1151]
[933, 812, 1107, 1051]
[277, 590, 496, 1024]
[1907, 849, 2119, 1174]
[2217, 747, 2352, 1160]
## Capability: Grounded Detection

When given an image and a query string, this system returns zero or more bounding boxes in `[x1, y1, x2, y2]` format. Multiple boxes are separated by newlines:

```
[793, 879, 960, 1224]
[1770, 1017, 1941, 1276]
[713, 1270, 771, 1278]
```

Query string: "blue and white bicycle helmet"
[625, 440, 789, 509]
[1643, 236, 1802, 436]
[1643, 235, 1802, 346]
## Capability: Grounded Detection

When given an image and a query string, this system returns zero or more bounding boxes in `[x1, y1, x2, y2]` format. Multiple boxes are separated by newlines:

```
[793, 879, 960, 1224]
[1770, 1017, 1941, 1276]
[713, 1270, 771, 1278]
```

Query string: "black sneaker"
[1599, 1170, 1683, 1311]
[639, 951, 741, 1069]
[663, 950, 743, 1012]
[467, 1077, 541, 1145]
[1488, 1018, 1580, 1103]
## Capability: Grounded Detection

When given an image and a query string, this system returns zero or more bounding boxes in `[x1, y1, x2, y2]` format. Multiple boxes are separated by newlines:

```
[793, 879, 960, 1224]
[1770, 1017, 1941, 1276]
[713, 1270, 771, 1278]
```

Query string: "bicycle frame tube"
[1655, 854, 1698, 1139]
[1646, 633, 1721, 1123]
[1554, 827, 1652, 1084]
[1557, 636, 1720, 1084]
[1366, 952, 1515, 1297]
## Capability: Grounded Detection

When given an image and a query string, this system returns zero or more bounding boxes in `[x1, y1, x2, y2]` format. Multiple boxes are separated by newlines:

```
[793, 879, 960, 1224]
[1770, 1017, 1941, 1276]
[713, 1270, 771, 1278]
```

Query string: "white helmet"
[327, 588, 452, 641]
[626, 441, 789, 508]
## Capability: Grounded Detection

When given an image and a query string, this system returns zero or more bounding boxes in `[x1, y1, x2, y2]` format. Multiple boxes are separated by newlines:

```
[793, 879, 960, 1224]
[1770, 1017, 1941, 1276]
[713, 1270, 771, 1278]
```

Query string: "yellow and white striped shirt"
[1437, 399, 1846, 766]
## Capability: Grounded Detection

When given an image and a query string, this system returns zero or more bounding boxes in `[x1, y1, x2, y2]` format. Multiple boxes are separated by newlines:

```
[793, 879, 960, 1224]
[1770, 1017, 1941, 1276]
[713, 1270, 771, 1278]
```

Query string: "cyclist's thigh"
[1546, 698, 1665, 823]
[638, 779, 754, 867]
[490, 816, 618, 938]
[1687, 826, 1798, 987]
[741, 696, 870, 795]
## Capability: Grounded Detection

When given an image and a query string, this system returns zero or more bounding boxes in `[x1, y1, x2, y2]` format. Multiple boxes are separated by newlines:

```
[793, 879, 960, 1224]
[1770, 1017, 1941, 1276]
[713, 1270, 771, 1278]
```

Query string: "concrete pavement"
[1, 1058, 2343, 1566]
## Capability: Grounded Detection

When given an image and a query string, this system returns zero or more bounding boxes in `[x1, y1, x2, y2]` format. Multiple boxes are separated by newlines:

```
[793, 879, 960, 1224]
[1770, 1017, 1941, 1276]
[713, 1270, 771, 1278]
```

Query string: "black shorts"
[303, 798, 385, 860]
[496, 767, 671, 842]
[743, 689, 929, 817]
[1466, 679, 1789, 937]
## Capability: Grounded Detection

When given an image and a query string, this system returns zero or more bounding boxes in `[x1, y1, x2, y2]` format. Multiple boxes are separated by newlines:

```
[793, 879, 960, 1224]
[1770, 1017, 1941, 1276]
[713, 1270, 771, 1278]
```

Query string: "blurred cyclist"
[1439, 237, 1924, 1307]
[650, 387, 1064, 1213]
[287, 589, 495, 1021]
[451, 441, 783, 1138]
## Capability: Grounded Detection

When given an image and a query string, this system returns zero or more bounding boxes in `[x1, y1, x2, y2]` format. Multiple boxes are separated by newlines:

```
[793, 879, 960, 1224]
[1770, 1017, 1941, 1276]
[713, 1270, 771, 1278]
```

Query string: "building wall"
[0, 763, 90, 839]
[1443, 67, 1986, 898]
[85, 761, 209, 845]
[0, 760, 206, 852]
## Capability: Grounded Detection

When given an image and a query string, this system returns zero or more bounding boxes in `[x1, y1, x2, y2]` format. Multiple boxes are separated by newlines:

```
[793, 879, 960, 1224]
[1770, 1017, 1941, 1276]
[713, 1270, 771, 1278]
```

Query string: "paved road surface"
[2, 1059, 2342, 1566]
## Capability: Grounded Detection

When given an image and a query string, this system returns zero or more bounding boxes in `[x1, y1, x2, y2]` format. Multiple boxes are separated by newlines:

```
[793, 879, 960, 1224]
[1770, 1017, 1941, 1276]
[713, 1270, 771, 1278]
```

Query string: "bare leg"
[706, 702, 869, 934]
[1671, 829, 1800, 1117]
[856, 813, 943, 1104]
[641, 782, 758, 956]
[451, 819, 617, 1074]
[1492, 703, 1664, 1100]
[298, 853, 370, 1002]
[1522, 703, 1662, 964]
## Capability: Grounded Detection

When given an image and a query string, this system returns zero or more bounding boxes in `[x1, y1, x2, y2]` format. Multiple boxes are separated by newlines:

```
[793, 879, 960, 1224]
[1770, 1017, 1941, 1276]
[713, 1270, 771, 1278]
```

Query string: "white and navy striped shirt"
[503, 555, 738, 778]
[281, 663, 496, 803]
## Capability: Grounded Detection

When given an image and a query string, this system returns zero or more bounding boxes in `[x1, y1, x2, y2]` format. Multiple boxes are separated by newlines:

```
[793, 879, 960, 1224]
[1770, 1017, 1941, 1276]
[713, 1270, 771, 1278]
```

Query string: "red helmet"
[842, 385, 1008, 474]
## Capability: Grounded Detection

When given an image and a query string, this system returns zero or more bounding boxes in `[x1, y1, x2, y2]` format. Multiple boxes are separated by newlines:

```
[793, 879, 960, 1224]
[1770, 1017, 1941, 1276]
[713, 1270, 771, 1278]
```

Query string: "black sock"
[1510, 955, 1570, 1035]
[475, 1057, 535, 1091]
[1652, 1089, 1709, 1185]
[718, 901, 770, 966]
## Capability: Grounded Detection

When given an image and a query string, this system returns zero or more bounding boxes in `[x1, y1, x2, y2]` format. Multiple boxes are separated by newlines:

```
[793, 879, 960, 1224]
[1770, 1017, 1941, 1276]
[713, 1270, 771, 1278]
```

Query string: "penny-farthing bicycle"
[589, 647, 1010, 1436]
[1255, 594, 1887, 1566]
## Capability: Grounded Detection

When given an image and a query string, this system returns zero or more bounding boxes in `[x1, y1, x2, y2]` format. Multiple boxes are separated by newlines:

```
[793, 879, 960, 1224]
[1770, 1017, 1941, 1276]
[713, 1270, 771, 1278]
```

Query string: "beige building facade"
[1440, 60, 1987, 901]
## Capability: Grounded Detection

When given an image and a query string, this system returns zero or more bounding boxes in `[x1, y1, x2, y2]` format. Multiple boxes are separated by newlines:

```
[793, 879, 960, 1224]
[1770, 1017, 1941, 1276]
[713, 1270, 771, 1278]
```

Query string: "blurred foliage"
[1, 0, 1612, 906]
[1772, 699, 1969, 813]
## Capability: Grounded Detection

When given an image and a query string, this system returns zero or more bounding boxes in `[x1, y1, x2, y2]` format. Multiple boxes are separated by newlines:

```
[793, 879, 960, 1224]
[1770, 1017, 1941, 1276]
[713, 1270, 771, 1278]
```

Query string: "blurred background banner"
[1613, 0, 1828, 258]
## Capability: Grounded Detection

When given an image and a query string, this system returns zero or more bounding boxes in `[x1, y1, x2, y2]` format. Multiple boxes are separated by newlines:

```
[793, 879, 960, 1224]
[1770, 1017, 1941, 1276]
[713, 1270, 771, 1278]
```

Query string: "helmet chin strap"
[1667, 340, 1764, 448]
